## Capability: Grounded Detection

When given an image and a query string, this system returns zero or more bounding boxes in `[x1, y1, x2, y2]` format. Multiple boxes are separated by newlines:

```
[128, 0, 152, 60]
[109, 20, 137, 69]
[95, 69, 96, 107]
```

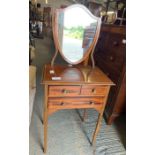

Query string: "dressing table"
[42, 4, 114, 153]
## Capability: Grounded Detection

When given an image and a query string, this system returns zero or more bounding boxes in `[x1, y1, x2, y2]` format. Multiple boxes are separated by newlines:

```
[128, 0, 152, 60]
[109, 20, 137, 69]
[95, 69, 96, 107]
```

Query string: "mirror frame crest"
[51, 4, 101, 68]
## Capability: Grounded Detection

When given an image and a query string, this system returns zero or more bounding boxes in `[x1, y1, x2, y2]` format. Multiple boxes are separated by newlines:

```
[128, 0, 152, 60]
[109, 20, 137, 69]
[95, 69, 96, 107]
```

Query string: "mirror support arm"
[51, 48, 58, 67]
[91, 48, 95, 69]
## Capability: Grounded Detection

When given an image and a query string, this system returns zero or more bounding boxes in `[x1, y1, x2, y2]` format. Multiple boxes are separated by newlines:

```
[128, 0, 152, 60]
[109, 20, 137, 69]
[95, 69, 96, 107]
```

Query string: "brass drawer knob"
[62, 89, 67, 94]
[89, 101, 94, 105]
[113, 41, 119, 46]
[60, 102, 64, 105]
[91, 88, 96, 93]
[110, 56, 114, 61]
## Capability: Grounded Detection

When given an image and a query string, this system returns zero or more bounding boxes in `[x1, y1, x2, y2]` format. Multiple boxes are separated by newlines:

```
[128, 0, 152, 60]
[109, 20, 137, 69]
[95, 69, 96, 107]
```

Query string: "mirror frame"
[51, 4, 101, 67]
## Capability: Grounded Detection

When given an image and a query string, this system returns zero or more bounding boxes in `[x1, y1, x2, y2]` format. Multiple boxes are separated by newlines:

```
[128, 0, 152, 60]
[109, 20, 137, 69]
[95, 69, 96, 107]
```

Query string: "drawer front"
[94, 32, 125, 73]
[48, 97, 104, 107]
[95, 48, 125, 74]
[48, 86, 81, 97]
[81, 85, 108, 96]
[106, 33, 126, 52]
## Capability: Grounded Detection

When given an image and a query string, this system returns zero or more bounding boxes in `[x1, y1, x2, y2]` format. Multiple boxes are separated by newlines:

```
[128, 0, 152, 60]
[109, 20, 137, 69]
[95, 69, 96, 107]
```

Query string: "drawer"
[95, 53, 123, 75]
[106, 33, 125, 51]
[48, 86, 81, 97]
[95, 49, 125, 73]
[81, 85, 108, 96]
[48, 97, 104, 108]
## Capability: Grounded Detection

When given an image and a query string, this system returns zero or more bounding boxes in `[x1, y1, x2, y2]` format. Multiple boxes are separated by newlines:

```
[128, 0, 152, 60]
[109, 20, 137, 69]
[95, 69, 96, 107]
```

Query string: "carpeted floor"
[29, 32, 126, 154]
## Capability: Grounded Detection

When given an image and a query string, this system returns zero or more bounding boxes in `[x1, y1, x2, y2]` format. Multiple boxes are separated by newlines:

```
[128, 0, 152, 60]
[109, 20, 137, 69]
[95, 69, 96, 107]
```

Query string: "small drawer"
[48, 97, 104, 108]
[81, 85, 108, 96]
[48, 86, 80, 97]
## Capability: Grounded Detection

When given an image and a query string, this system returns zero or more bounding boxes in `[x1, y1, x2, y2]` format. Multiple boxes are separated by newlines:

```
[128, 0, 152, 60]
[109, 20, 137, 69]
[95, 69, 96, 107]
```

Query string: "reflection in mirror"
[57, 6, 98, 63]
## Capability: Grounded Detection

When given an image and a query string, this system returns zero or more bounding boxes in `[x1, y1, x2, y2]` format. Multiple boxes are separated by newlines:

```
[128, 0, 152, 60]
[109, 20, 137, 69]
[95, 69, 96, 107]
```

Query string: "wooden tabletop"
[42, 64, 115, 85]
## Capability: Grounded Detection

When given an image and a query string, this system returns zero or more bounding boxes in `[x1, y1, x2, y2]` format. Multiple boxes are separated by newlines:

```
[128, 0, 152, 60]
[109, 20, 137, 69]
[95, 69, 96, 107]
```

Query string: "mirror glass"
[57, 6, 98, 63]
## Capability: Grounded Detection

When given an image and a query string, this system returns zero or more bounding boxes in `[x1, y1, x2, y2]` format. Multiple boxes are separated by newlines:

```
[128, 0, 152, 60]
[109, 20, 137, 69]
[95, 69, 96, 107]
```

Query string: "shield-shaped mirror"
[52, 4, 101, 65]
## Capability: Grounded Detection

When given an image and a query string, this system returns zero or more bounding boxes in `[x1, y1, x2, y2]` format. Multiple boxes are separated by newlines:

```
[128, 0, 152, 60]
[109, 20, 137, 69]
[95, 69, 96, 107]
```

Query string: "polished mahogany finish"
[48, 86, 81, 97]
[94, 24, 126, 125]
[42, 65, 113, 85]
[42, 64, 114, 153]
[42, 4, 115, 153]
[81, 85, 108, 96]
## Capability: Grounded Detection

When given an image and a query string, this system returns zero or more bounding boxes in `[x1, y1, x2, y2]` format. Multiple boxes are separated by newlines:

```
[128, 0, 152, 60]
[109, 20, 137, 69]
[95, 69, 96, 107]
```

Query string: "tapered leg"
[44, 110, 48, 153]
[43, 109, 45, 125]
[92, 86, 111, 146]
[83, 109, 87, 122]
[43, 85, 48, 153]
[92, 112, 103, 146]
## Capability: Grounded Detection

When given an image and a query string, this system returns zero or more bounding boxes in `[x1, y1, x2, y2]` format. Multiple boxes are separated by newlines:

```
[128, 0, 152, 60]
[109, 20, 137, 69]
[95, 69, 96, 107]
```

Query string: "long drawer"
[48, 97, 104, 108]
